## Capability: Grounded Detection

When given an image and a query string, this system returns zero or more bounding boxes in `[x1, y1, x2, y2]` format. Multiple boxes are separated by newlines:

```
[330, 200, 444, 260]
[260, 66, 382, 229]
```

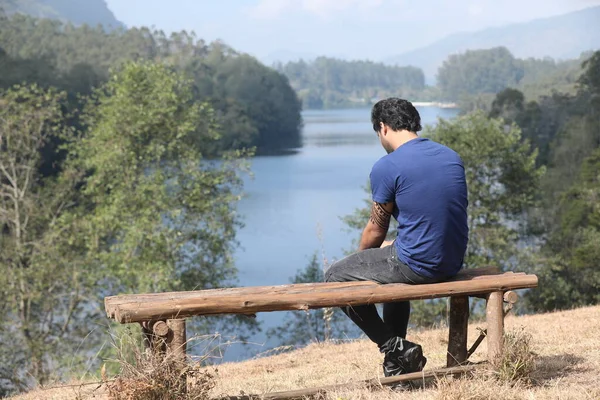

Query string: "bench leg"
[142, 321, 168, 355]
[486, 291, 504, 365]
[166, 318, 187, 364]
[447, 296, 469, 367]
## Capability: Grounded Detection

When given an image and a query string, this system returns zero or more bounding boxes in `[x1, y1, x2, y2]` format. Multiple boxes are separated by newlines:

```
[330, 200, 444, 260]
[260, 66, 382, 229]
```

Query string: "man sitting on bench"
[325, 98, 469, 381]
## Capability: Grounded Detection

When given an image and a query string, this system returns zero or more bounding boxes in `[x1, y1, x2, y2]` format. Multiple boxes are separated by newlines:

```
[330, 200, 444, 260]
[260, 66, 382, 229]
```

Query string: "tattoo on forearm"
[370, 202, 391, 230]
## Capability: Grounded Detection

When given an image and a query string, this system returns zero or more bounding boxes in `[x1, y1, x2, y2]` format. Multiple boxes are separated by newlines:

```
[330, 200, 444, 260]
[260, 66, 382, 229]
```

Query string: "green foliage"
[440, 49, 589, 111]
[517, 55, 587, 100]
[0, 13, 301, 154]
[0, 84, 86, 392]
[0, 63, 257, 394]
[201, 51, 302, 152]
[424, 112, 544, 270]
[522, 51, 600, 311]
[437, 47, 524, 101]
[276, 57, 426, 109]
[527, 148, 600, 311]
[72, 61, 246, 295]
[267, 253, 356, 347]
[490, 89, 574, 167]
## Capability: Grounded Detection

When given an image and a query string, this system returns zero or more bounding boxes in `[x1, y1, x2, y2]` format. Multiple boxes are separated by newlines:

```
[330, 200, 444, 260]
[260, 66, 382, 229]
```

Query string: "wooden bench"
[104, 266, 538, 395]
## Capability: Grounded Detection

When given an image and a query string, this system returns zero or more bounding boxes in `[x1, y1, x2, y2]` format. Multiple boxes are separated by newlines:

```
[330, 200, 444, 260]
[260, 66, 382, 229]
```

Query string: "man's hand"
[359, 201, 394, 251]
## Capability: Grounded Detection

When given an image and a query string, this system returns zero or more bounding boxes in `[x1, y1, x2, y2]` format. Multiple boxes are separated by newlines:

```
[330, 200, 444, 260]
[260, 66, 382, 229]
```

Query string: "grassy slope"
[11, 305, 600, 399]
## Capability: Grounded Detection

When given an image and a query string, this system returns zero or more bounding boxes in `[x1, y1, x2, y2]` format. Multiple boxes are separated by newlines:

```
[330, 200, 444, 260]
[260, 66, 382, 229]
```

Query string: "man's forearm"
[358, 226, 387, 251]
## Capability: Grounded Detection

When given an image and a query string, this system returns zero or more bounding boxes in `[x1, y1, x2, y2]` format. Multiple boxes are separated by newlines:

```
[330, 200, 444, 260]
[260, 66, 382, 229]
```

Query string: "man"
[325, 98, 469, 380]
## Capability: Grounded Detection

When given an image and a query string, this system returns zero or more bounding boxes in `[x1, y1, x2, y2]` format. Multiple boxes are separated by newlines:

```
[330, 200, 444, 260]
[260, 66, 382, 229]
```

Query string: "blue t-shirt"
[370, 137, 468, 279]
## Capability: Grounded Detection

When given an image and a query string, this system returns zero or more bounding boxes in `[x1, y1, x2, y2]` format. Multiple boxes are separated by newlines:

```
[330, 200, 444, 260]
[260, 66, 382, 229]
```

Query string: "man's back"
[370, 137, 469, 279]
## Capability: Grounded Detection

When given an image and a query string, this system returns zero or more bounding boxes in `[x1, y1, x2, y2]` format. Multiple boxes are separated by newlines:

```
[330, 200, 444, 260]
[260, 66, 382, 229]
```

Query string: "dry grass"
[9, 305, 600, 400]
[495, 327, 536, 383]
[105, 353, 214, 400]
[103, 331, 217, 400]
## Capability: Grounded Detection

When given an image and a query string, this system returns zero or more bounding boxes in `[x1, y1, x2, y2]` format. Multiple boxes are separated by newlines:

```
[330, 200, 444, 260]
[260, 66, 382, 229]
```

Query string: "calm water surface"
[223, 107, 459, 360]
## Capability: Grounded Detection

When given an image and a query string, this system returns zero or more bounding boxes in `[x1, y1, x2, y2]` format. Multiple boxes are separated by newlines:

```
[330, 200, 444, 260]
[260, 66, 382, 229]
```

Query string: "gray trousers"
[324, 244, 444, 348]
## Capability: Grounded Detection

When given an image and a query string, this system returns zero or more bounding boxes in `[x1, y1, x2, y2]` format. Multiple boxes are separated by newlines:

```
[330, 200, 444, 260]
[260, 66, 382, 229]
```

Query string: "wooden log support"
[465, 290, 518, 361]
[486, 291, 504, 365]
[466, 328, 487, 360]
[153, 320, 169, 337]
[141, 320, 168, 354]
[166, 319, 186, 363]
[141, 323, 154, 351]
[472, 289, 520, 302]
[503, 291, 518, 304]
[447, 296, 469, 367]
[218, 365, 480, 400]
[106, 271, 538, 323]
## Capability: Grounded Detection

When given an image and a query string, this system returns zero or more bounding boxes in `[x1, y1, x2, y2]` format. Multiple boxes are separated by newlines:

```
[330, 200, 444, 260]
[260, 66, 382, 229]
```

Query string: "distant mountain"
[0, 0, 125, 28]
[387, 6, 600, 83]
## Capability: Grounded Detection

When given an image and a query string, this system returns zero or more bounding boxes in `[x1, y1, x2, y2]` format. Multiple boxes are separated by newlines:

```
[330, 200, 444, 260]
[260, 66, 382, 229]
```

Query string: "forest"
[274, 57, 426, 109]
[0, 12, 303, 155]
[274, 46, 589, 109]
[436, 46, 589, 107]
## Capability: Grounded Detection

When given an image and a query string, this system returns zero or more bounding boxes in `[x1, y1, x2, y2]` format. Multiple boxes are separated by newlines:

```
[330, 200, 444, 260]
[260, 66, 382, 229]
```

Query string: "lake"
[222, 106, 459, 361]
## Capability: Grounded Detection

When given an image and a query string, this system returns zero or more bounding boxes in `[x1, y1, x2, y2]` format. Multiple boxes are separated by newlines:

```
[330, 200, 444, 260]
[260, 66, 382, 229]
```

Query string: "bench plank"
[106, 270, 537, 323]
[105, 266, 503, 309]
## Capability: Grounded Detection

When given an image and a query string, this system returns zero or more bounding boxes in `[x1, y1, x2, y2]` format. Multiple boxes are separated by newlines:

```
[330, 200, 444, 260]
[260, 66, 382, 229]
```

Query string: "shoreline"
[411, 101, 459, 108]
[302, 101, 459, 111]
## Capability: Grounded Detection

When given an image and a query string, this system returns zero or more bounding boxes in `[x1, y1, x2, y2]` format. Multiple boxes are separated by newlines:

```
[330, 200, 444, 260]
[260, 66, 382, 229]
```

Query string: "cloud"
[249, 0, 385, 19]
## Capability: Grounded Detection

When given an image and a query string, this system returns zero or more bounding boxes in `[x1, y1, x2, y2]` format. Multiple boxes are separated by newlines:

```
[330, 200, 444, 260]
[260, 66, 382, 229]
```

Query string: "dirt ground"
[10, 305, 600, 400]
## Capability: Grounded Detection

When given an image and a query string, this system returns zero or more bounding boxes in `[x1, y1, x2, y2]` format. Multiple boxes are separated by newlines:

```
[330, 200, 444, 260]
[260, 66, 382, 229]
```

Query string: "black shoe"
[381, 337, 427, 378]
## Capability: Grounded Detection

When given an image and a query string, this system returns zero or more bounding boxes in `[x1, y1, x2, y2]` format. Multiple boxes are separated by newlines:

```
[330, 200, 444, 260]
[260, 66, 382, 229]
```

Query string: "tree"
[71, 62, 258, 360]
[276, 57, 426, 109]
[489, 88, 574, 167]
[71, 61, 249, 297]
[437, 47, 524, 101]
[0, 13, 302, 155]
[426, 112, 544, 269]
[525, 51, 600, 311]
[266, 253, 356, 347]
[527, 149, 600, 310]
[203, 52, 302, 152]
[0, 84, 85, 392]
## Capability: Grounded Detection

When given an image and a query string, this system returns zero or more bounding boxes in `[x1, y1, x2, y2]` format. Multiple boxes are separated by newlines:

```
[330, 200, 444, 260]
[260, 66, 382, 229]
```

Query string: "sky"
[104, 0, 600, 63]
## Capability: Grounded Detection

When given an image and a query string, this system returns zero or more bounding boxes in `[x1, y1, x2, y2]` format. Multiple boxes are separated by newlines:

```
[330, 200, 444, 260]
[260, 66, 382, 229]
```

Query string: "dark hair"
[371, 98, 422, 133]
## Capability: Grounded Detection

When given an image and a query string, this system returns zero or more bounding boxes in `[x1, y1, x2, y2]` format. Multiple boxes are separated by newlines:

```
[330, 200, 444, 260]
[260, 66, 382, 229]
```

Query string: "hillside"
[275, 57, 427, 109]
[388, 6, 600, 83]
[11, 305, 600, 399]
[0, 0, 124, 28]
